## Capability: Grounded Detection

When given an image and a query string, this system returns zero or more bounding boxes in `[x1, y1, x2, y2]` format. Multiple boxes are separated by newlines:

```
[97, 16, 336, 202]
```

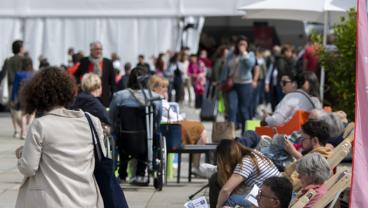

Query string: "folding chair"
[255, 110, 310, 137]
[292, 123, 354, 192]
[290, 170, 351, 208]
[314, 171, 351, 208]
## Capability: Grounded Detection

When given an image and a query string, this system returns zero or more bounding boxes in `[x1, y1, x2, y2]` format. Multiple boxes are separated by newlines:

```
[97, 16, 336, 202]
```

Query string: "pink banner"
[350, 0, 368, 207]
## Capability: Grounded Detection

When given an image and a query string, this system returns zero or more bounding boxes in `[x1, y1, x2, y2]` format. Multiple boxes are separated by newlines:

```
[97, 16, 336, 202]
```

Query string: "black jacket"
[74, 57, 115, 107]
[71, 91, 111, 125]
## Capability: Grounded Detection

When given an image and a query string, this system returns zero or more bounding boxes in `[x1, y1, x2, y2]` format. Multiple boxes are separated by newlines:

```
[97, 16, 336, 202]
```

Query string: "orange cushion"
[256, 111, 310, 137]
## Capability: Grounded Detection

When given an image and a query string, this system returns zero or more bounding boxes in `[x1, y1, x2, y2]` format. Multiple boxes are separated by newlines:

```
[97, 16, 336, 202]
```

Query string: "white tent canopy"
[239, 0, 356, 24]
[0, 0, 254, 17]
[0, 0, 261, 69]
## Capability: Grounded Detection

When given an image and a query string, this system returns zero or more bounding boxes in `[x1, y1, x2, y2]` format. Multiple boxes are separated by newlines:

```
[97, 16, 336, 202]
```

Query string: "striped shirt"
[233, 151, 280, 188]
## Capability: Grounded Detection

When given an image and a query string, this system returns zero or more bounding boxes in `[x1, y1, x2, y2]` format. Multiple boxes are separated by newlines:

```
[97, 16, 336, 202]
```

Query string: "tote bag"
[160, 105, 182, 150]
[211, 121, 235, 143]
[0, 74, 8, 105]
[85, 113, 129, 208]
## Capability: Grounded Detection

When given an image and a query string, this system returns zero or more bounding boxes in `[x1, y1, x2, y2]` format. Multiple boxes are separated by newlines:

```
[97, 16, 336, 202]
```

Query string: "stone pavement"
[0, 103, 215, 208]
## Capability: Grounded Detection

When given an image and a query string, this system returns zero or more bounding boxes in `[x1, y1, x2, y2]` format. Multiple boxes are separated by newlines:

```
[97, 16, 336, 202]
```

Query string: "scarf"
[88, 56, 103, 76]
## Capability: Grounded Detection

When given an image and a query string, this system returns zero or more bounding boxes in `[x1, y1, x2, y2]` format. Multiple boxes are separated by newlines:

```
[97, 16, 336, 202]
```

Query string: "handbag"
[221, 76, 234, 92]
[221, 58, 239, 92]
[85, 113, 129, 208]
[211, 121, 235, 143]
[0, 61, 9, 105]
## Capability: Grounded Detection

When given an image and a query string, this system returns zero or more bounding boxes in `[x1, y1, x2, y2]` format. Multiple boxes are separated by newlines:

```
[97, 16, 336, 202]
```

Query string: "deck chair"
[290, 170, 351, 208]
[292, 122, 354, 191]
[255, 110, 310, 137]
[314, 170, 351, 208]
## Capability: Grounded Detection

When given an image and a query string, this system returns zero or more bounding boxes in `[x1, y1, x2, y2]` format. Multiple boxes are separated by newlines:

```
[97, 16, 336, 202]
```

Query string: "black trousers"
[117, 142, 147, 180]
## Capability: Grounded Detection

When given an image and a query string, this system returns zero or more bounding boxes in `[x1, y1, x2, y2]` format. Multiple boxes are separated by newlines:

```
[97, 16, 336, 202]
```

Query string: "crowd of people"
[0, 35, 351, 208]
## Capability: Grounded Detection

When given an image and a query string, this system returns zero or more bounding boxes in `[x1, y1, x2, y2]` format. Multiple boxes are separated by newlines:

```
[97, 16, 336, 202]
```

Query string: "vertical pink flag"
[350, 0, 368, 207]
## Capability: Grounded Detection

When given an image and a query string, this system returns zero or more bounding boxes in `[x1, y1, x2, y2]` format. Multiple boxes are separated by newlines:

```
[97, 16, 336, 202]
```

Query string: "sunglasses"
[280, 80, 292, 86]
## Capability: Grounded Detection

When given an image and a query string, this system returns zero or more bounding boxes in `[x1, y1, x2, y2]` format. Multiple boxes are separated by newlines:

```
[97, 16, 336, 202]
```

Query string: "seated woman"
[109, 67, 162, 185]
[71, 73, 111, 125]
[209, 140, 280, 208]
[262, 71, 322, 127]
[147, 75, 207, 173]
[291, 153, 331, 208]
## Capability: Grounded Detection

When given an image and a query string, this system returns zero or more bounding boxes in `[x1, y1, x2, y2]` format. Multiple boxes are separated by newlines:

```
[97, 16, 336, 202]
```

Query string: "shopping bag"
[211, 121, 235, 143]
[0, 74, 9, 105]
[217, 94, 225, 113]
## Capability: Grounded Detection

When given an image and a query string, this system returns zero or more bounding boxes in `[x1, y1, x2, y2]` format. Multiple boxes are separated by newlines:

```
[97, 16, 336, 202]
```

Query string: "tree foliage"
[317, 9, 356, 120]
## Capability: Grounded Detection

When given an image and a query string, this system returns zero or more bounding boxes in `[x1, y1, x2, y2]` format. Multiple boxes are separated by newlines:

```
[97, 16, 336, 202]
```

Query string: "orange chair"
[256, 110, 310, 137]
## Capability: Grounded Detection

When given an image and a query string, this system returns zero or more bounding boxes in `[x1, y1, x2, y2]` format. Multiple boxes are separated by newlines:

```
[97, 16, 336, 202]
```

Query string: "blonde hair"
[81, 73, 101, 93]
[147, 75, 168, 93]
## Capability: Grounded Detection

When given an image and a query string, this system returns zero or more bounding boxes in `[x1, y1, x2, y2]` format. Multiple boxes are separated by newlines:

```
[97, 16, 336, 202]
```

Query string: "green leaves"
[317, 9, 356, 120]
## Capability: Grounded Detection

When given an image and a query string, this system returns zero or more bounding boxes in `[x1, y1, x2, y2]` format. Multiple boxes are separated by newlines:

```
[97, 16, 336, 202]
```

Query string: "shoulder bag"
[85, 113, 129, 208]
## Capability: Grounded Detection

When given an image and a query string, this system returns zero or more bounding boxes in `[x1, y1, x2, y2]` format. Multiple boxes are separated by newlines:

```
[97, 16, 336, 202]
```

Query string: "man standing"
[75, 41, 115, 107]
[0, 40, 24, 138]
[136, 54, 151, 73]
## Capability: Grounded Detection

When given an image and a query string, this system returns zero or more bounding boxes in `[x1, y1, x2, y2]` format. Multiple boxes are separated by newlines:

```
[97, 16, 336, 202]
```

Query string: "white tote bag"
[0, 74, 9, 105]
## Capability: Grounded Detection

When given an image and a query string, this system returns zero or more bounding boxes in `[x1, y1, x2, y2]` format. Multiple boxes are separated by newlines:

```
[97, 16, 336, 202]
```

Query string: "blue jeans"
[227, 83, 253, 134]
[249, 79, 265, 118]
[225, 194, 252, 208]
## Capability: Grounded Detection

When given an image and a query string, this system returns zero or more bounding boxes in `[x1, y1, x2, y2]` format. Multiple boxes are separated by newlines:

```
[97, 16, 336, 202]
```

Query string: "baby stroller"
[114, 76, 166, 191]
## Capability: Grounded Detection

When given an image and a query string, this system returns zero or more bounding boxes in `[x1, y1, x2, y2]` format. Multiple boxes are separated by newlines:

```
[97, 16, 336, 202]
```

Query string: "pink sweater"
[298, 184, 328, 208]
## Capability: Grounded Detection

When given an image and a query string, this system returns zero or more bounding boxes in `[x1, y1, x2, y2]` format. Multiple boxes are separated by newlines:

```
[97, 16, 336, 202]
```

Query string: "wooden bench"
[167, 144, 217, 183]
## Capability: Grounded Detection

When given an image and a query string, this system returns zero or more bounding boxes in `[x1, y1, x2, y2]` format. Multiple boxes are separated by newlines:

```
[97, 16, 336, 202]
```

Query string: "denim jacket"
[109, 89, 162, 132]
[220, 50, 256, 84]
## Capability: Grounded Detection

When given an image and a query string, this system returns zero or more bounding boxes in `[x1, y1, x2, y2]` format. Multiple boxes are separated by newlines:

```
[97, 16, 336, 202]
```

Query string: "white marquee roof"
[0, 0, 258, 17]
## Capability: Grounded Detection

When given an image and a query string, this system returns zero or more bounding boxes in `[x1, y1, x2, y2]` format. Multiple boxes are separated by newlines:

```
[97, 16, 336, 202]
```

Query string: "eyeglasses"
[256, 190, 278, 201]
[280, 80, 292, 86]
[93, 48, 103, 51]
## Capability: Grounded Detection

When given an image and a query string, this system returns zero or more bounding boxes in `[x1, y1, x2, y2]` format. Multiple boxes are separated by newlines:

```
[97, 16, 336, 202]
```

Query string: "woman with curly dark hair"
[14, 67, 105, 208]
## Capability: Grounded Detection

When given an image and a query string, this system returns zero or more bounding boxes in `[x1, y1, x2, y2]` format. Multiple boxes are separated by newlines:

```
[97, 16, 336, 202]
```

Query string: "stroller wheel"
[154, 135, 166, 191]
[153, 178, 162, 191]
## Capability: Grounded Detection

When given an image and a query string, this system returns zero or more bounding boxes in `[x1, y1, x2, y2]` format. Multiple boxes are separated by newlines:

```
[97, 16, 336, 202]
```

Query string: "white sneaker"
[132, 176, 149, 186]
[193, 163, 217, 179]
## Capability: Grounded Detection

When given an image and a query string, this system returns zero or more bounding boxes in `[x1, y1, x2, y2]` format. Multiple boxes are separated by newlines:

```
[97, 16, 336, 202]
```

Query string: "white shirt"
[265, 89, 322, 126]
[161, 99, 183, 123]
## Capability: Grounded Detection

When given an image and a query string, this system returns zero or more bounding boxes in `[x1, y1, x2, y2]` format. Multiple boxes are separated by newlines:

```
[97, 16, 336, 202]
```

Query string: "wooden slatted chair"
[292, 122, 354, 192]
[290, 170, 351, 208]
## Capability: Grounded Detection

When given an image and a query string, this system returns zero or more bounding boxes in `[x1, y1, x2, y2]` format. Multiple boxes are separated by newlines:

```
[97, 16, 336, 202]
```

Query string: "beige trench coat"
[15, 108, 105, 208]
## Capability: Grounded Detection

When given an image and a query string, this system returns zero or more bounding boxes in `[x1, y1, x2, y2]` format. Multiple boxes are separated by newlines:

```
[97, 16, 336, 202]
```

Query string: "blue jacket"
[11, 71, 33, 102]
[220, 50, 256, 84]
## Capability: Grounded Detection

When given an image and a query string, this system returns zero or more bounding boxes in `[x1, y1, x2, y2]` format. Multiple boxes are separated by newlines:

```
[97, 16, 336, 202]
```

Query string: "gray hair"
[296, 153, 331, 185]
[309, 109, 345, 138]
[90, 41, 102, 49]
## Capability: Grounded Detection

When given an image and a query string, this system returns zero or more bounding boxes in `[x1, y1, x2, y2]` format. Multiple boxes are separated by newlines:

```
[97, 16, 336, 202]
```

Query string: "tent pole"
[320, 11, 328, 103]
